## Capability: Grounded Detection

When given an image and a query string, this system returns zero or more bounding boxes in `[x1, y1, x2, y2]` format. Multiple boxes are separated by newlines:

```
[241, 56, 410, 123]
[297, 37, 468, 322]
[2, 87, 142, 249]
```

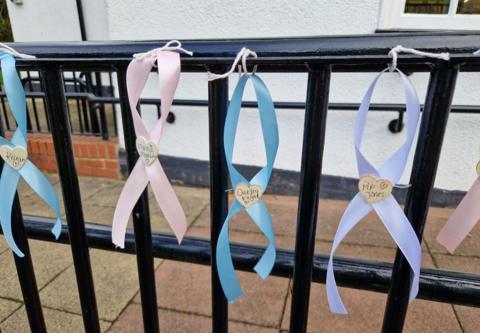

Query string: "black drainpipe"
[75, 0, 87, 41]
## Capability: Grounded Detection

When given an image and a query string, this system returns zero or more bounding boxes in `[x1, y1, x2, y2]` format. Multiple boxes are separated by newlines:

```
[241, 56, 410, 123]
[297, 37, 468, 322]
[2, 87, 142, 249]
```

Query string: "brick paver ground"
[0, 174, 478, 332]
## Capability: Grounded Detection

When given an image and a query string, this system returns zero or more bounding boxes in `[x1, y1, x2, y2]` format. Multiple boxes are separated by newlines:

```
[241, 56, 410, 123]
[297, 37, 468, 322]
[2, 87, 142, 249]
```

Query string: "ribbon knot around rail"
[216, 74, 279, 303]
[112, 51, 187, 248]
[0, 52, 62, 257]
[326, 69, 422, 314]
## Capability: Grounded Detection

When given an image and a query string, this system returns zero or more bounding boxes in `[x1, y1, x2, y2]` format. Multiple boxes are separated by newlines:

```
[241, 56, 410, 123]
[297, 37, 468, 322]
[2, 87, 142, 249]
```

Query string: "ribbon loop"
[112, 50, 187, 248]
[0, 52, 62, 257]
[216, 73, 279, 302]
[326, 68, 422, 314]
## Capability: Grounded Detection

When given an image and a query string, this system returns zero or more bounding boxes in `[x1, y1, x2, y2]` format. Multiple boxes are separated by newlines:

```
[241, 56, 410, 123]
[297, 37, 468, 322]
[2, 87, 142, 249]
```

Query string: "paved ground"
[0, 174, 479, 332]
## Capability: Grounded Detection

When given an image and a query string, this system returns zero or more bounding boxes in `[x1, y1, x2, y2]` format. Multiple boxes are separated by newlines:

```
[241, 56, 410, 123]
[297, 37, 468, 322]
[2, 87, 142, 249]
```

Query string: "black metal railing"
[1, 32, 480, 333]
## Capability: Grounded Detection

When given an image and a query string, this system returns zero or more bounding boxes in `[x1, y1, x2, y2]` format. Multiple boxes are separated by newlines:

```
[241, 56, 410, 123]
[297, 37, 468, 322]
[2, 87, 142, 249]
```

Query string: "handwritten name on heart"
[235, 183, 263, 208]
[0, 145, 28, 170]
[136, 136, 159, 166]
[358, 175, 393, 204]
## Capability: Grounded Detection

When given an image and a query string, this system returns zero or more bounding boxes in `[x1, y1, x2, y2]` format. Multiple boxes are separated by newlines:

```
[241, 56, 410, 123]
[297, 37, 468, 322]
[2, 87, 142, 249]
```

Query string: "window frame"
[379, 0, 480, 30]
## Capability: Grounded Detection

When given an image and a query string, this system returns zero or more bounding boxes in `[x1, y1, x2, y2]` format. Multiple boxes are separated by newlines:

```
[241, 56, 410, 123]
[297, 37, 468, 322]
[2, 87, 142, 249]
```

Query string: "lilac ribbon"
[112, 51, 187, 247]
[326, 69, 422, 314]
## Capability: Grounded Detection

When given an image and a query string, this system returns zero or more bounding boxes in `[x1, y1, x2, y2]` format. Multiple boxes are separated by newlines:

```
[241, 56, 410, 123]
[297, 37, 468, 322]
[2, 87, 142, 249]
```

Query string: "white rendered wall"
[7, 0, 480, 191]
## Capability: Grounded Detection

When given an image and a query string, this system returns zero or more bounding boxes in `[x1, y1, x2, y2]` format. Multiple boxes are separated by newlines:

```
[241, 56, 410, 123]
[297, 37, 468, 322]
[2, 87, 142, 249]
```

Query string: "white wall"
[6, 0, 480, 191]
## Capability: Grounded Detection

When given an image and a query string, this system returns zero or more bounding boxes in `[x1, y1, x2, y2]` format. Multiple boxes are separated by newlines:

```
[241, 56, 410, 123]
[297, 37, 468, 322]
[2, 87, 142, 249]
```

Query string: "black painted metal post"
[289, 66, 331, 333]
[117, 70, 160, 333]
[208, 70, 229, 333]
[0, 119, 47, 333]
[40, 66, 101, 333]
[381, 63, 459, 333]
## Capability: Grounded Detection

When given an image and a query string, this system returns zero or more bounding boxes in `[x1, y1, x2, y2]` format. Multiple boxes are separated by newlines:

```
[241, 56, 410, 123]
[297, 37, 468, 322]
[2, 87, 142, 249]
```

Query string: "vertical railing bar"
[1, 96, 11, 130]
[207, 68, 229, 333]
[288, 66, 331, 333]
[117, 69, 160, 333]
[26, 71, 40, 131]
[0, 119, 47, 333]
[40, 65, 101, 333]
[381, 63, 459, 333]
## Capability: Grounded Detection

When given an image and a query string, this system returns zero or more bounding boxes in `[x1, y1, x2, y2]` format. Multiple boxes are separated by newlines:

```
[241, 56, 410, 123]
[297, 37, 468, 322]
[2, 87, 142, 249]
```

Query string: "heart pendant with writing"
[136, 136, 159, 166]
[0, 145, 28, 170]
[358, 175, 393, 204]
[234, 183, 263, 208]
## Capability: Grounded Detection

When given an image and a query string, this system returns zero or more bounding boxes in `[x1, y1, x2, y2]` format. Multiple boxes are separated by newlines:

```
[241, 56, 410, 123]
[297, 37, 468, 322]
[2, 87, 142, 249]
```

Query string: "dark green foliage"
[0, 0, 13, 42]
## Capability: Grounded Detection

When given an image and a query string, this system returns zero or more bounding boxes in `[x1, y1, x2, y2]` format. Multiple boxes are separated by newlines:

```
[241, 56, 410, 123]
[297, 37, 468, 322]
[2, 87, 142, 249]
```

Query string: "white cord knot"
[133, 40, 193, 61]
[208, 47, 258, 81]
[388, 45, 450, 72]
[0, 42, 36, 59]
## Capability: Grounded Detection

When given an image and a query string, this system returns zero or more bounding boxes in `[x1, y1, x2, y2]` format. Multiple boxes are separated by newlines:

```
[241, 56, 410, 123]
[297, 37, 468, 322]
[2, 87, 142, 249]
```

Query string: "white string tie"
[0, 42, 36, 59]
[208, 47, 258, 81]
[388, 45, 449, 72]
[133, 40, 193, 60]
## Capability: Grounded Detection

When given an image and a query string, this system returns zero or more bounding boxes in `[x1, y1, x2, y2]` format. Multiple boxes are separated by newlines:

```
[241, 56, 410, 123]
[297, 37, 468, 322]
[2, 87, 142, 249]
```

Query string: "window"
[379, 0, 480, 30]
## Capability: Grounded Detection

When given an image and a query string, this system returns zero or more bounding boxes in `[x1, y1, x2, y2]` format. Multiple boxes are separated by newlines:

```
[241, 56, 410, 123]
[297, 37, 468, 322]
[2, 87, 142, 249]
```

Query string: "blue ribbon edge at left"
[0, 52, 62, 257]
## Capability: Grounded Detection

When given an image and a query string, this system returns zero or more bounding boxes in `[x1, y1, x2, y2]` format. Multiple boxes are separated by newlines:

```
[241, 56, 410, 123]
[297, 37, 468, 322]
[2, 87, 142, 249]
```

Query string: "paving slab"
[0, 297, 21, 323]
[40, 248, 159, 322]
[281, 283, 462, 333]
[82, 183, 209, 234]
[187, 225, 295, 250]
[109, 303, 277, 333]
[0, 305, 111, 333]
[135, 261, 289, 327]
[0, 240, 73, 301]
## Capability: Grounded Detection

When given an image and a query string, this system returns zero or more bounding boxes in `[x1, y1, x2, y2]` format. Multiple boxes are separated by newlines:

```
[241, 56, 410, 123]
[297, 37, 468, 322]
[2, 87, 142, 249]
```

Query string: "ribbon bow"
[326, 69, 422, 314]
[112, 51, 187, 247]
[437, 162, 480, 253]
[217, 73, 279, 302]
[0, 52, 62, 257]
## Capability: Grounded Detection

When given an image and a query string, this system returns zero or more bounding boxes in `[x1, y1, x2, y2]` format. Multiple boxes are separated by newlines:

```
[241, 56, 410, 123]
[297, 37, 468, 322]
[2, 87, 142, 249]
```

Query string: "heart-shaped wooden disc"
[358, 175, 393, 204]
[136, 136, 159, 166]
[0, 145, 28, 170]
[234, 183, 263, 208]
[477, 161, 480, 177]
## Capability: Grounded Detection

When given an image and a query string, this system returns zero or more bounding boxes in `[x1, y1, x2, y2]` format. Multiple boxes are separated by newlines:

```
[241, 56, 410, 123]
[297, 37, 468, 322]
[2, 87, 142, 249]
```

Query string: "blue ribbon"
[216, 74, 279, 302]
[0, 53, 62, 257]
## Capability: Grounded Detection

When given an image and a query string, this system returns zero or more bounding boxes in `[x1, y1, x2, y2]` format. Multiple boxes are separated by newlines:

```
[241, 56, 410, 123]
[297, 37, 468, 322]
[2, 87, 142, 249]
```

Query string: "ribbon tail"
[374, 196, 422, 302]
[327, 194, 372, 314]
[147, 160, 187, 243]
[0, 165, 24, 257]
[246, 201, 275, 279]
[112, 162, 149, 248]
[437, 177, 480, 253]
[19, 161, 62, 239]
[216, 201, 244, 303]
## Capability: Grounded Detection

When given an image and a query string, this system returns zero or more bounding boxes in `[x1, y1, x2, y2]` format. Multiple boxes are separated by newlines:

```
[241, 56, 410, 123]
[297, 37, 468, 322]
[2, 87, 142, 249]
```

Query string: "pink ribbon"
[437, 176, 480, 253]
[112, 51, 187, 248]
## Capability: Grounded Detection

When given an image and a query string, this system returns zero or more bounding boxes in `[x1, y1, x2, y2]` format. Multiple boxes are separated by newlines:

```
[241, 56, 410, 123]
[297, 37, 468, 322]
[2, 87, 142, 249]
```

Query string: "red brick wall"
[6, 132, 121, 179]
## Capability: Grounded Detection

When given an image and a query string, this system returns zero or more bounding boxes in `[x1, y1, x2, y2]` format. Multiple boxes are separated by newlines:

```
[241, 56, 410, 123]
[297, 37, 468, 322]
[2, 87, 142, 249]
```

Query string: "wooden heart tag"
[136, 136, 159, 166]
[358, 175, 393, 204]
[0, 145, 28, 170]
[234, 183, 263, 208]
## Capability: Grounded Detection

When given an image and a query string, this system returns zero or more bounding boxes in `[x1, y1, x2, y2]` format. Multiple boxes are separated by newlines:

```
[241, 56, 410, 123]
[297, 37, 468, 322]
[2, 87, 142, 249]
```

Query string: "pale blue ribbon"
[217, 74, 279, 302]
[326, 69, 422, 314]
[0, 53, 62, 257]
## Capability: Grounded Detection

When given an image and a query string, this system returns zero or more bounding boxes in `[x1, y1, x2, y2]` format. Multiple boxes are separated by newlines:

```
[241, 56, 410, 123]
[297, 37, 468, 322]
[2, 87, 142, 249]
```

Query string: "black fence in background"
[1, 33, 480, 333]
[3, 66, 480, 142]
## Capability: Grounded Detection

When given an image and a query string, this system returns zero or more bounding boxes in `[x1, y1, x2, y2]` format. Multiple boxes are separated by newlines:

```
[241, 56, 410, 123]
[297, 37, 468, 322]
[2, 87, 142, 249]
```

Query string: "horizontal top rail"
[5, 32, 480, 71]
